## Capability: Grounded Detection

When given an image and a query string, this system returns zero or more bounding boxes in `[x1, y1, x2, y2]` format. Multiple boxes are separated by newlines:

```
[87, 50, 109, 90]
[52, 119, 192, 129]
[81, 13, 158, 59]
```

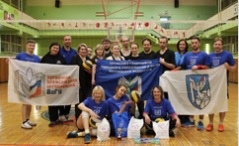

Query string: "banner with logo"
[95, 59, 162, 100]
[8, 59, 79, 105]
[160, 65, 227, 115]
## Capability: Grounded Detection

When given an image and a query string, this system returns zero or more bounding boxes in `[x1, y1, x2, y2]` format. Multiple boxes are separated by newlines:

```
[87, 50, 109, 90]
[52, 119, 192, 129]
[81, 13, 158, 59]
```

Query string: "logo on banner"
[15, 68, 45, 98]
[118, 76, 142, 96]
[186, 74, 211, 109]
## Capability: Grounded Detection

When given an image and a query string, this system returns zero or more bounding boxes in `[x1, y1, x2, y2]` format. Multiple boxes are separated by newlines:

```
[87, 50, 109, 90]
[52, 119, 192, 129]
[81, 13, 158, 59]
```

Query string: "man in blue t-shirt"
[206, 37, 236, 132]
[15, 40, 40, 129]
[59, 35, 77, 122]
[179, 36, 210, 130]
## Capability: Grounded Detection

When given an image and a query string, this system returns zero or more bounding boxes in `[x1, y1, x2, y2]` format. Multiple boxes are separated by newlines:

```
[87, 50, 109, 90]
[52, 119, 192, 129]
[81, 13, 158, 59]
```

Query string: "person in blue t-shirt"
[58, 35, 77, 122]
[175, 39, 188, 67]
[66, 86, 108, 144]
[206, 37, 236, 132]
[15, 40, 40, 129]
[179, 36, 210, 130]
[143, 85, 181, 137]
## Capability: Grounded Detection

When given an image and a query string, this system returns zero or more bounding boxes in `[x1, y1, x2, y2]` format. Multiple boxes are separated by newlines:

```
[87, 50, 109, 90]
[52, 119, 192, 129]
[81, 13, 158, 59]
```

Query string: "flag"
[95, 59, 163, 100]
[160, 65, 227, 115]
[8, 59, 79, 105]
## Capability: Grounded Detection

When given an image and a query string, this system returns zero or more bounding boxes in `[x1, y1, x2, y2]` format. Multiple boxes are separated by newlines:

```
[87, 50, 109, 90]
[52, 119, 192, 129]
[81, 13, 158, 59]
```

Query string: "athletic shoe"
[27, 120, 37, 126]
[59, 115, 67, 122]
[67, 132, 78, 138]
[84, 133, 91, 144]
[182, 121, 195, 127]
[169, 130, 175, 137]
[65, 115, 74, 122]
[48, 122, 56, 127]
[218, 124, 224, 132]
[21, 122, 32, 129]
[206, 124, 213, 131]
[197, 121, 204, 130]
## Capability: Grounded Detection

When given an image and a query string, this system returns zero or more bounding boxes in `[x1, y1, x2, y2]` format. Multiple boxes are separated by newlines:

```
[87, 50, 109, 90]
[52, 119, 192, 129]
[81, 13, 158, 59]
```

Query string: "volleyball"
[130, 90, 141, 103]
[89, 117, 102, 129]
[155, 118, 165, 123]
[83, 60, 93, 71]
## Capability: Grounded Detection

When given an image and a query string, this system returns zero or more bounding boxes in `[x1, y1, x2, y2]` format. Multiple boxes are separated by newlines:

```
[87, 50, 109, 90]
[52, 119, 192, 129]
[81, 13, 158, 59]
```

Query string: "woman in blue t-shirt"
[67, 85, 108, 144]
[143, 86, 181, 137]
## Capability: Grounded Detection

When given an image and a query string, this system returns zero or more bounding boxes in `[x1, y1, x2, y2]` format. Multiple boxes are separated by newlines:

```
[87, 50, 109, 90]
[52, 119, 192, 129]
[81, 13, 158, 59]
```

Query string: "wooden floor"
[0, 83, 238, 146]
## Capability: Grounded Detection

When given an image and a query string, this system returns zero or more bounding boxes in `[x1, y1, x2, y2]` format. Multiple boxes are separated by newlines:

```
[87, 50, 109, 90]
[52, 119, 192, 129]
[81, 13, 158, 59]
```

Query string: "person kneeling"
[143, 86, 181, 137]
[67, 86, 108, 144]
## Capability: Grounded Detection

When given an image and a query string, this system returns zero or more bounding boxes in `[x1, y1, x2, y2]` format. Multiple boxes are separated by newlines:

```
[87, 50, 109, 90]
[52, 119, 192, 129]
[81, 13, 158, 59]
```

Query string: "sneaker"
[67, 132, 78, 138]
[27, 120, 37, 126]
[65, 115, 74, 122]
[206, 124, 213, 131]
[197, 121, 204, 130]
[48, 122, 56, 127]
[169, 130, 175, 137]
[182, 121, 195, 127]
[21, 122, 32, 129]
[218, 124, 224, 132]
[59, 115, 67, 122]
[84, 133, 91, 144]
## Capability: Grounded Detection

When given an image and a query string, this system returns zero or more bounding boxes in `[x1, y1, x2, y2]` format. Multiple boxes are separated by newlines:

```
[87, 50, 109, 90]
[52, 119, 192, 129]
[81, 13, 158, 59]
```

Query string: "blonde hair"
[92, 85, 105, 101]
[214, 37, 223, 45]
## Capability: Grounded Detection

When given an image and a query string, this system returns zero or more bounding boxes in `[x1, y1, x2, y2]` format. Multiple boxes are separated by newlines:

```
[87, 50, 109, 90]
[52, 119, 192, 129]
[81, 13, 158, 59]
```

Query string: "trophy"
[117, 128, 122, 140]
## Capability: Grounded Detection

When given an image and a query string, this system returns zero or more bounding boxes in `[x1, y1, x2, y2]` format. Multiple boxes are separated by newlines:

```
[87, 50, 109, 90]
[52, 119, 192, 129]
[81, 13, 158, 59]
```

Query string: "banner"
[95, 59, 162, 100]
[160, 65, 227, 115]
[8, 59, 79, 105]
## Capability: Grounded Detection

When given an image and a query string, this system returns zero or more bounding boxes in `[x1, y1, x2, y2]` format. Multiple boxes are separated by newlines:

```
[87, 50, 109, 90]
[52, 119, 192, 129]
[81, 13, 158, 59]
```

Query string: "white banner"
[160, 65, 227, 115]
[8, 59, 79, 105]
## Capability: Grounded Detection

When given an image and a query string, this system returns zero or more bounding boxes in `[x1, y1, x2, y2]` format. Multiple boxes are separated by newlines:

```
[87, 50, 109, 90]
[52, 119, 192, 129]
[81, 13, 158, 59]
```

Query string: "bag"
[127, 117, 144, 138]
[153, 120, 169, 139]
[112, 112, 130, 138]
[97, 118, 110, 141]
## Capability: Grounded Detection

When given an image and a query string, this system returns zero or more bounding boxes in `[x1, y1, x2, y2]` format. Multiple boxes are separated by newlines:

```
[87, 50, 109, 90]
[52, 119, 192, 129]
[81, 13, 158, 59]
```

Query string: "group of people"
[13, 34, 236, 144]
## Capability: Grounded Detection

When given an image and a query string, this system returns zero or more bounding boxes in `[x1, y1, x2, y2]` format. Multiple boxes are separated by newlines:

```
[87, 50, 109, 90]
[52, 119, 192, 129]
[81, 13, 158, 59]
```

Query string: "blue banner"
[95, 59, 162, 101]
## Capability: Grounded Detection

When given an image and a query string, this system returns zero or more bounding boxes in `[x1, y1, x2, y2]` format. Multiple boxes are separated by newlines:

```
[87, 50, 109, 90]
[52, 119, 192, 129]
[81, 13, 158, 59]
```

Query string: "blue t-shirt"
[16, 52, 40, 63]
[59, 47, 77, 64]
[175, 52, 188, 67]
[83, 97, 108, 117]
[209, 50, 235, 68]
[144, 98, 175, 121]
[107, 95, 131, 114]
[181, 51, 210, 70]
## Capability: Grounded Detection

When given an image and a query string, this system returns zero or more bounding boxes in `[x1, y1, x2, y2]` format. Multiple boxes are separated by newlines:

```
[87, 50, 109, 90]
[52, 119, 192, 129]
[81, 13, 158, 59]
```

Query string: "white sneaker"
[27, 120, 37, 126]
[66, 115, 73, 122]
[59, 115, 67, 122]
[21, 122, 32, 129]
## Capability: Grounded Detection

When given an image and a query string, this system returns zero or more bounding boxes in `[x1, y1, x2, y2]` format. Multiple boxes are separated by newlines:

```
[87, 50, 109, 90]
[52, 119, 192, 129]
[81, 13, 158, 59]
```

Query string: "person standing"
[106, 44, 125, 61]
[139, 38, 155, 59]
[59, 35, 77, 122]
[102, 38, 112, 59]
[71, 43, 92, 121]
[175, 39, 189, 67]
[120, 36, 132, 60]
[15, 40, 40, 129]
[128, 43, 141, 60]
[206, 37, 236, 132]
[180, 36, 210, 130]
[40, 42, 66, 127]
[87, 47, 93, 59]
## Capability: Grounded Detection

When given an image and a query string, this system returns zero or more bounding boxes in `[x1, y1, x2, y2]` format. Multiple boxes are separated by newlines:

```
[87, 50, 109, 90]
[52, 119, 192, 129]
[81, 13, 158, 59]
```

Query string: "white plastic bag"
[153, 120, 169, 139]
[127, 117, 144, 138]
[97, 118, 110, 141]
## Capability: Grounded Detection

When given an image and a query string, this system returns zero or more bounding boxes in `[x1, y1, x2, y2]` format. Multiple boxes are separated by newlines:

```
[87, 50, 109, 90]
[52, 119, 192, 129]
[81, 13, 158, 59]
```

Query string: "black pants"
[59, 105, 71, 116]
[48, 106, 61, 122]
[137, 100, 144, 119]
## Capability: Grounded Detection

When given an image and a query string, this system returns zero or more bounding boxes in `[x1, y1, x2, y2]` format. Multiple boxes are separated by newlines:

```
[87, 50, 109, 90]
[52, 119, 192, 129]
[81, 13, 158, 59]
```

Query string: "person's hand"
[91, 79, 95, 85]
[145, 116, 151, 125]
[175, 119, 181, 127]
[5, 58, 9, 64]
[191, 65, 198, 71]
[224, 62, 230, 70]
[124, 100, 133, 106]
[159, 58, 165, 64]
[89, 110, 98, 119]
